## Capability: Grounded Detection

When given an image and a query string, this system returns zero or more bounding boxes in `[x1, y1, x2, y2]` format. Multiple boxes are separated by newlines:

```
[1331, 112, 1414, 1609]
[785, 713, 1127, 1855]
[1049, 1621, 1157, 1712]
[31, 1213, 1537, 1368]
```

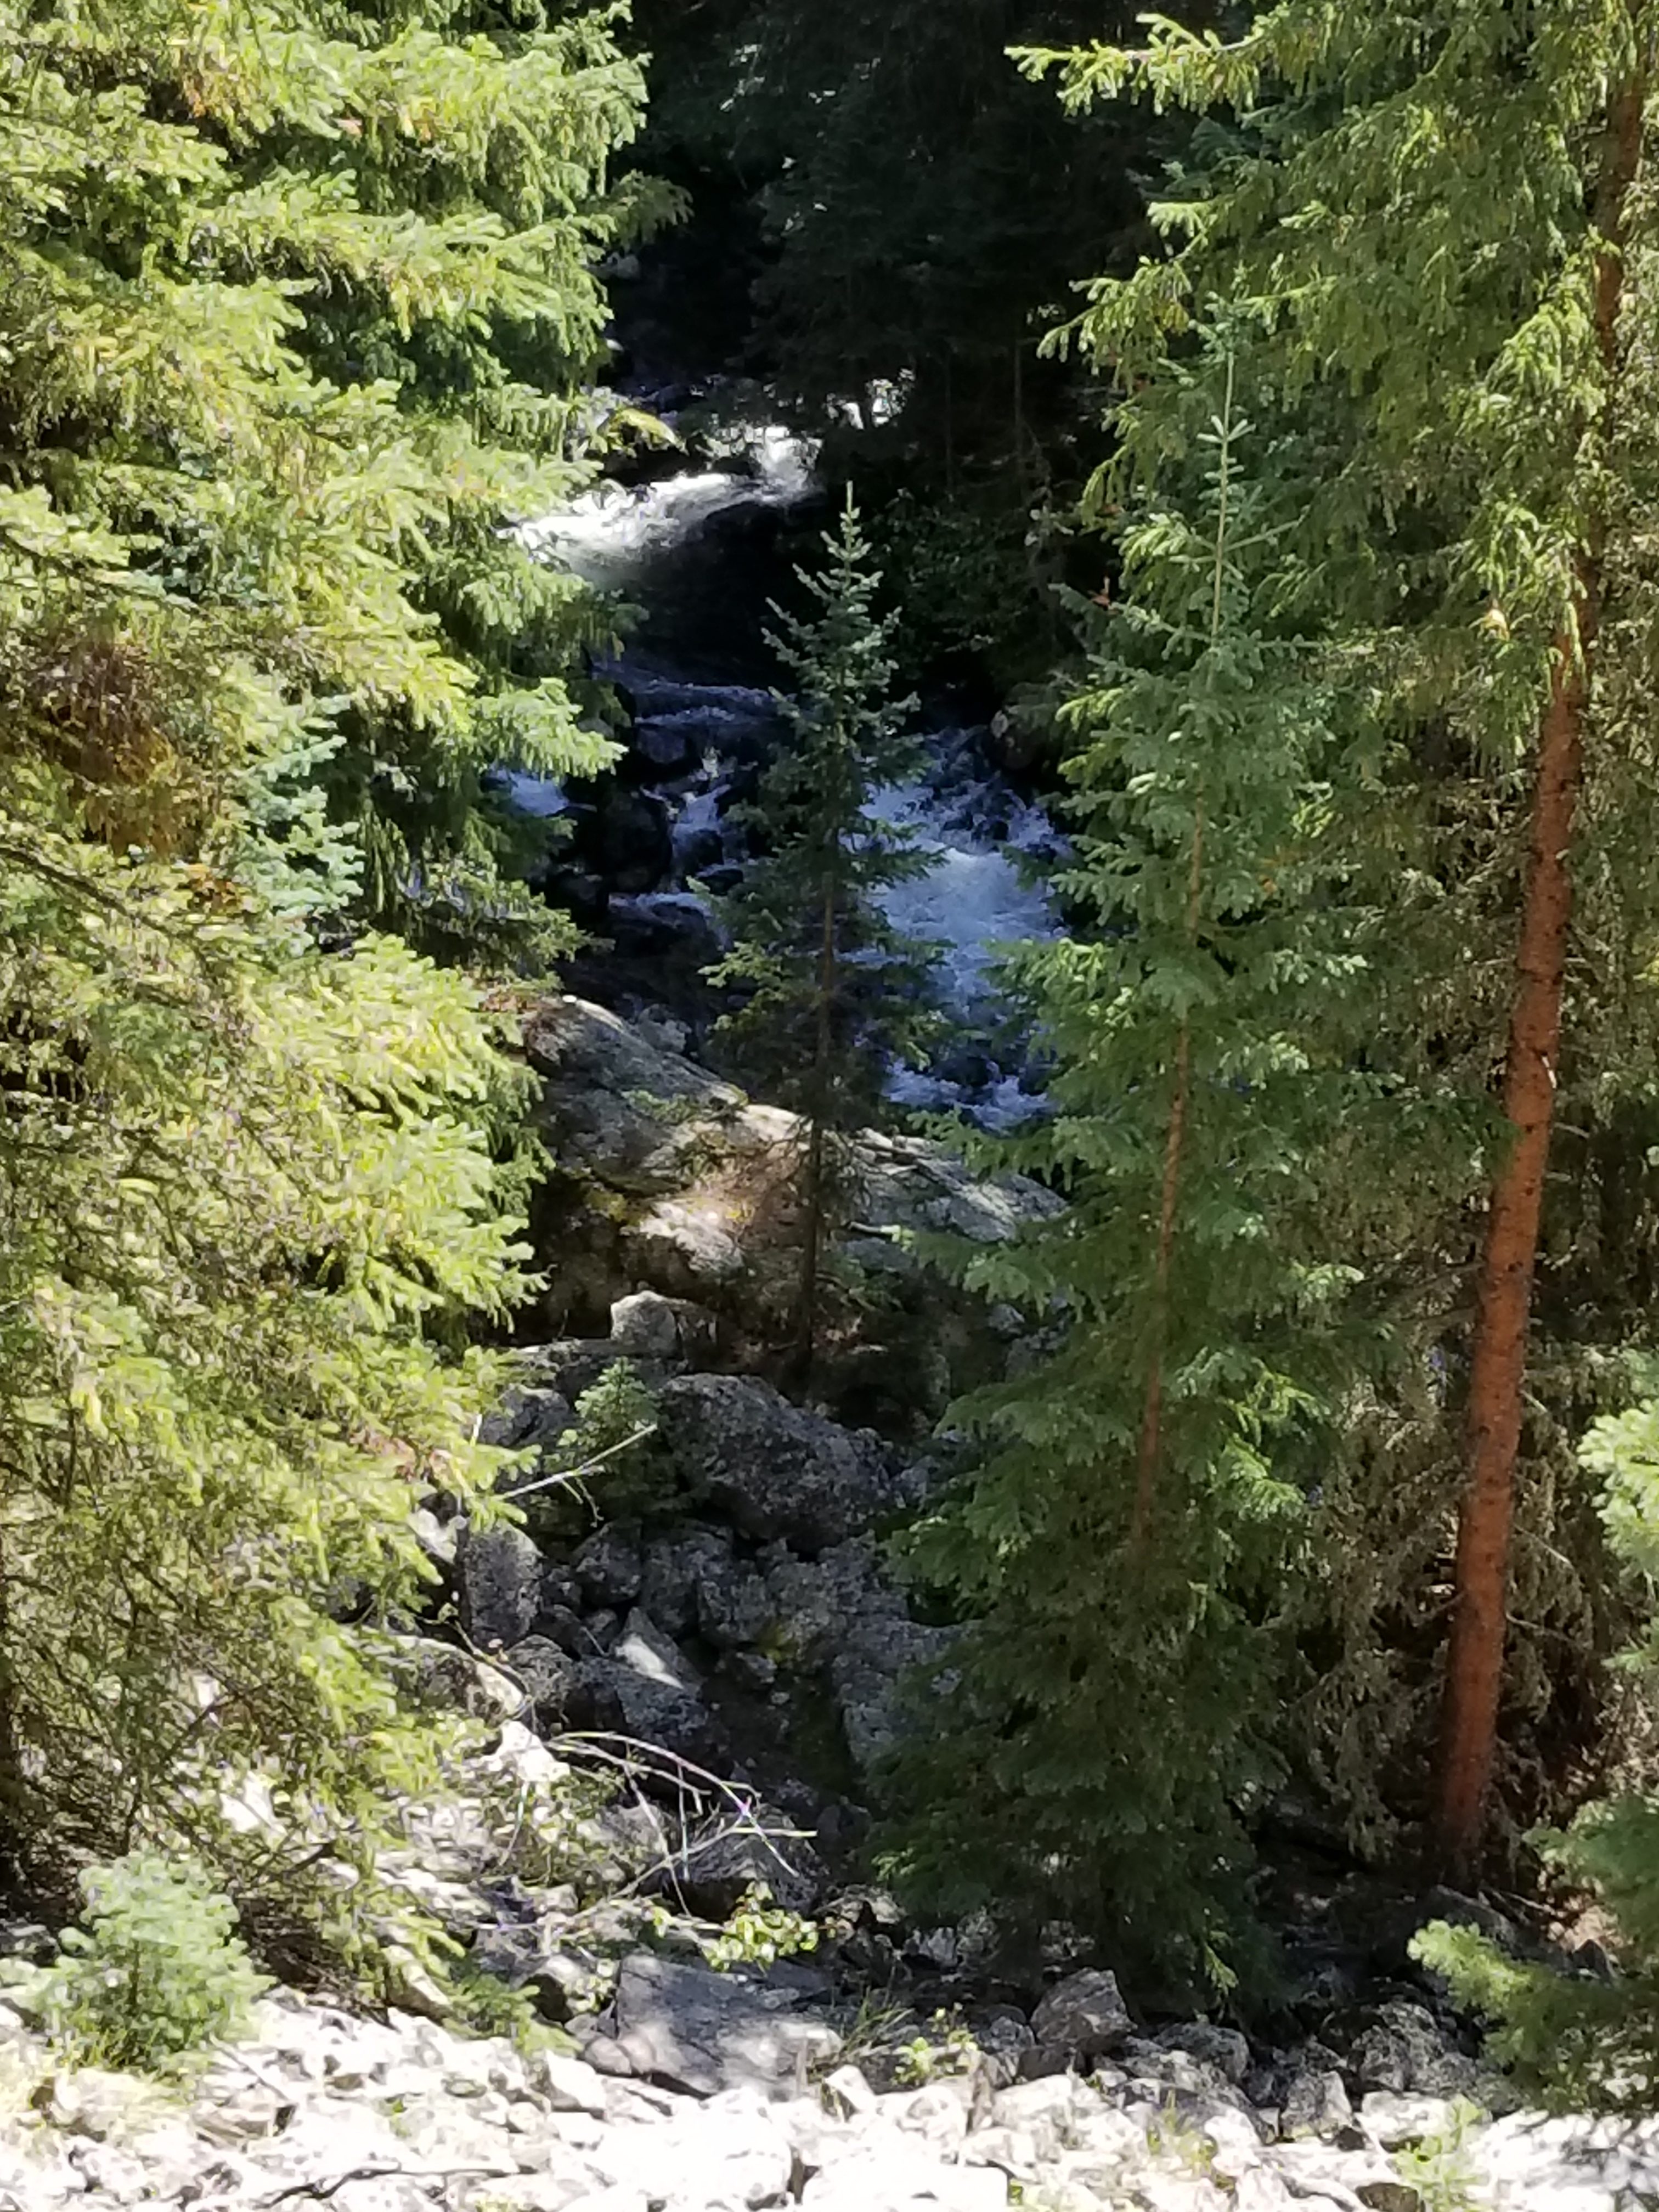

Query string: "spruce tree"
[707, 498, 938, 1371]
[1005, 0, 1659, 1876]
[888, 335, 1377, 1989]
[0, 0, 566, 1967]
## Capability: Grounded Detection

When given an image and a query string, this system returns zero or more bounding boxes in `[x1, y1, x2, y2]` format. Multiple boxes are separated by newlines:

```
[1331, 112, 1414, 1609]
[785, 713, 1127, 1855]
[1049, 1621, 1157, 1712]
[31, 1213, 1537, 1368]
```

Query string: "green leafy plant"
[1148, 2097, 1220, 2179]
[33, 1855, 269, 2078]
[448, 1962, 575, 2058]
[893, 2010, 979, 2086]
[699, 1886, 819, 1973]
[1391, 2099, 1482, 2212]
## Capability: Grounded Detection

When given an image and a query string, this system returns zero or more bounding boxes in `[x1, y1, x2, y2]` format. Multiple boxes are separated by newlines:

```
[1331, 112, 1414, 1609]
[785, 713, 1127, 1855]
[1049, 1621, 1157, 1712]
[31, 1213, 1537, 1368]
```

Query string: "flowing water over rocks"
[509, 400, 1058, 1127]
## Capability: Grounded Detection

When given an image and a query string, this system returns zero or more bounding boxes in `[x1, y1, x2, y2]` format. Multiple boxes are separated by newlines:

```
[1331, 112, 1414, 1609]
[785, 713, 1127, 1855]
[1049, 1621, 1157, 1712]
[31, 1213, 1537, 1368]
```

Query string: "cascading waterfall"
[514, 404, 1057, 1124]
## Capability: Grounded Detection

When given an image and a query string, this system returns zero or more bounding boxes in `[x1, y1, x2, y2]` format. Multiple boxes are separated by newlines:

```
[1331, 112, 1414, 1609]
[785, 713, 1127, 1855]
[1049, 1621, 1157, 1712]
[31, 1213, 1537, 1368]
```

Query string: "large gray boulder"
[525, 995, 734, 1193]
[456, 1522, 544, 1651]
[523, 995, 1061, 1330]
[661, 1376, 902, 1553]
[1030, 1970, 1134, 2062]
[611, 1290, 715, 1363]
[604, 1951, 841, 2096]
[1340, 2000, 1481, 2098]
[571, 1607, 727, 1768]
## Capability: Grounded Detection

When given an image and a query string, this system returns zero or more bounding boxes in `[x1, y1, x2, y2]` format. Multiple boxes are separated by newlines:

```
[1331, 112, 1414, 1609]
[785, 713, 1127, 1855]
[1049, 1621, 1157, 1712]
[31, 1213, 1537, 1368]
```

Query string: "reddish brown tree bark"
[791, 876, 838, 1379]
[1435, 65, 1644, 1874]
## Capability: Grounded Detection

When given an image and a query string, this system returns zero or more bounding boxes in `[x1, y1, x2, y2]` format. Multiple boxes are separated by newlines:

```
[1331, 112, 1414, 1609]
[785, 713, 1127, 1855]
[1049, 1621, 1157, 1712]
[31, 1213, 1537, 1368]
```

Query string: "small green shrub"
[1391, 2098, 1482, 2212]
[893, 2008, 979, 2086]
[521, 1364, 673, 1541]
[36, 1854, 270, 2076]
[699, 1885, 819, 1972]
[448, 1961, 573, 2057]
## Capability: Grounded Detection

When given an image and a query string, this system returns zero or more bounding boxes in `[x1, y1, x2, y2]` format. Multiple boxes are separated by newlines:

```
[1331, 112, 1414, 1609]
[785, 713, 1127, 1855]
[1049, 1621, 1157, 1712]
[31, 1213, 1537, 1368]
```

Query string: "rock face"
[659, 1376, 903, 1554]
[599, 1950, 842, 2095]
[523, 994, 1060, 1346]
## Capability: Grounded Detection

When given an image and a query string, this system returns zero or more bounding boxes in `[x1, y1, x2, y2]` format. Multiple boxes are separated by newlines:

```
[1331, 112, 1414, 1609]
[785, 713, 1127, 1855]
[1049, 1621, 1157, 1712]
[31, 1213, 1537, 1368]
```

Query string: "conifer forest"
[17, 3, 1659, 2200]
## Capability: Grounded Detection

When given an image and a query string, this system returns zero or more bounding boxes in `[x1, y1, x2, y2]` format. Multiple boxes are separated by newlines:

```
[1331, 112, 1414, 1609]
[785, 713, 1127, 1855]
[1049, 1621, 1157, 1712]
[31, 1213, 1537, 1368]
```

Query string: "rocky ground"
[4, 991, 1644, 2211]
[0, 1952, 1654, 2211]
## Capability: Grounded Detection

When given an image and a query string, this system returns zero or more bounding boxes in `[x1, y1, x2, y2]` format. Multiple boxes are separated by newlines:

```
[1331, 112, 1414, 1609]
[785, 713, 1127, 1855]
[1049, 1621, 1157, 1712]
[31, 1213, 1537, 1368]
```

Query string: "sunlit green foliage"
[32, 1855, 270, 2078]
[0, 0, 577, 1969]
[0, 0, 673, 964]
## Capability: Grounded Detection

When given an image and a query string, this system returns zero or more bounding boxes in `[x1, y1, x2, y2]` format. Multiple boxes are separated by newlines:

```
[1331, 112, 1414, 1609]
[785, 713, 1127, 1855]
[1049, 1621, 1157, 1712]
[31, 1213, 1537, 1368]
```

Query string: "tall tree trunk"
[1435, 64, 1644, 1873]
[793, 876, 837, 1377]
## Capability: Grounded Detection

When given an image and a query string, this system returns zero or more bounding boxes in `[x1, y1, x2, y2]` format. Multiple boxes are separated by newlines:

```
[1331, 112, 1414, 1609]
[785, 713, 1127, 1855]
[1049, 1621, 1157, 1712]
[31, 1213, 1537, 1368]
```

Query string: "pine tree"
[0, 0, 568, 1966]
[887, 334, 1379, 1989]
[1009, 0, 1659, 1875]
[707, 498, 938, 1371]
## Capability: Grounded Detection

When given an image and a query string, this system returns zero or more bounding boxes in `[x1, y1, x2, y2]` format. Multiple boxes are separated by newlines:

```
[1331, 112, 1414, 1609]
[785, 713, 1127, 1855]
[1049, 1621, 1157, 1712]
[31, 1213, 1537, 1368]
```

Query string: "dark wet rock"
[1156, 2022, 1252, 2086]
[662, 1817, 830, 1921]
[570, 1608, 726, 1768]
[1029, 1970, 1133, 2062]
[456, 1522, 544, 1651]
[660, 1376, 902, 1554]
[606, 891, 723, 973]
[480, 1385, 575, 1455]
[574, 1525, 646, 1609]
[761, 1538, 952, 1773]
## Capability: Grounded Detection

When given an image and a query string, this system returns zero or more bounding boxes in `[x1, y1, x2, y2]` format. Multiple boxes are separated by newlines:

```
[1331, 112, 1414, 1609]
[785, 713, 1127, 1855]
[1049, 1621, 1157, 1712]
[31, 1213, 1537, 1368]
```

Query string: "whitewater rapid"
[516, 413, 1057, 1125]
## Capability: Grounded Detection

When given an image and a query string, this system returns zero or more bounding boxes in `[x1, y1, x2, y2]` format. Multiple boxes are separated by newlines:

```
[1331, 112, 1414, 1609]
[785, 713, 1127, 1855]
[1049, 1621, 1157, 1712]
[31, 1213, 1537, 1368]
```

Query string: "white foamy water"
[522, 427, 816, 590]
[868, 778, 1055, 1016]
[512, 398, 1059, 1124]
